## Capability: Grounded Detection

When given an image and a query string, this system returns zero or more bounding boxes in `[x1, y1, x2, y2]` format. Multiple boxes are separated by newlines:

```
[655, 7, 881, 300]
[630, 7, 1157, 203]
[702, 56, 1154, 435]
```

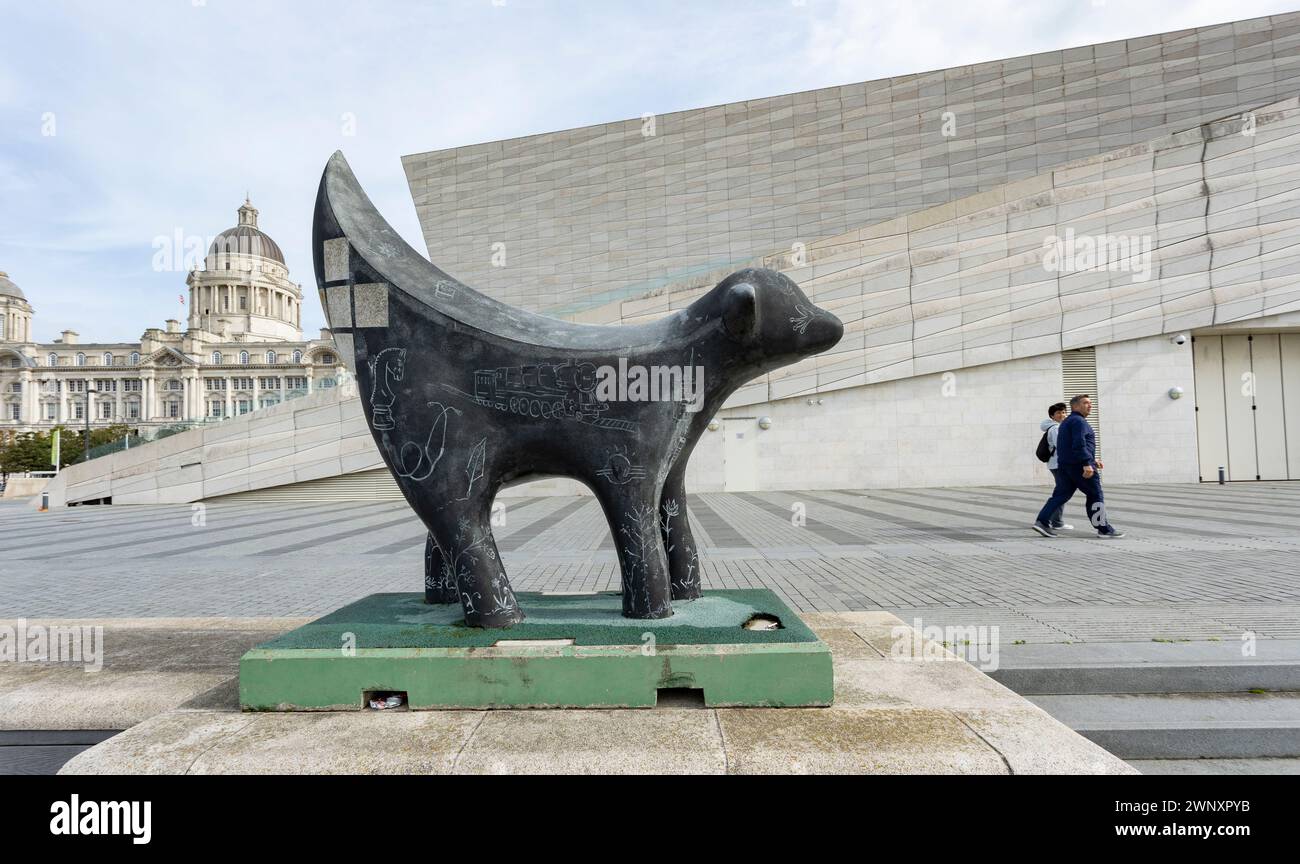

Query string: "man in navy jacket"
[1033, 394, 1124, 538]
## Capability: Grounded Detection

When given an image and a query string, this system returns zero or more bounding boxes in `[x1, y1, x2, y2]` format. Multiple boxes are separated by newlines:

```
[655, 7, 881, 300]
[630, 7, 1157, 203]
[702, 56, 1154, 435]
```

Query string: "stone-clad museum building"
[400, 11, 1300, 490]
[35, 12, 1300, 505]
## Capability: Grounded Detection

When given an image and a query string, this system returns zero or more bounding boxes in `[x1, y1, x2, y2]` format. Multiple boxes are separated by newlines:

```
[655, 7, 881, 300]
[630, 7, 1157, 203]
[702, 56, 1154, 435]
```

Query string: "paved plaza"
[2, 482, 1298, 643]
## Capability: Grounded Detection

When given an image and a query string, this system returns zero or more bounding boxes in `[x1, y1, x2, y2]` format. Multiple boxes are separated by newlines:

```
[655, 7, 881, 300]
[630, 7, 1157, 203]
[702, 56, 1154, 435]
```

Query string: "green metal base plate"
[239, 590, 833, 709]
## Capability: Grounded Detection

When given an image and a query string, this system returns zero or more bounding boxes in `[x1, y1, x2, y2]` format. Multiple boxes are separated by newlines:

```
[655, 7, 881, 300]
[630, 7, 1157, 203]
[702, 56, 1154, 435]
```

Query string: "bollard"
[40, 491, 49, 512]
[1218, 466, 1226, 485]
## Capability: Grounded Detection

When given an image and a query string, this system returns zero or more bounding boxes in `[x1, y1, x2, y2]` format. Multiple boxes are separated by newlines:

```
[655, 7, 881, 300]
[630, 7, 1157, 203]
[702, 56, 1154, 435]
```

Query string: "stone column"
[252, 375, 260, 411]
[19, 369, 32, 425]
[37, 377, 49, 425]
[224, 377, 232, 419]
[142, 373, 154, 422]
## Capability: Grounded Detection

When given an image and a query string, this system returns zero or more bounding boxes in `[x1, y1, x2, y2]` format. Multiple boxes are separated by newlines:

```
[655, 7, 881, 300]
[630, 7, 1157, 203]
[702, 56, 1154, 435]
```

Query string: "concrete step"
[989, 640, 1300, 694]
[1131, 757, 1300, 775]
[1029, 693, 1300, 759]
[0, 730, 121, 776]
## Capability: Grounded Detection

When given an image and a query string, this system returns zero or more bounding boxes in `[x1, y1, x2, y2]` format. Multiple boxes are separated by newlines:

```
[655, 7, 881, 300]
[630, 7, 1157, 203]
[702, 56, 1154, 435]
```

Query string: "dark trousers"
[1047, 468, 1065, 526]
[1037, 464, 1114, 533]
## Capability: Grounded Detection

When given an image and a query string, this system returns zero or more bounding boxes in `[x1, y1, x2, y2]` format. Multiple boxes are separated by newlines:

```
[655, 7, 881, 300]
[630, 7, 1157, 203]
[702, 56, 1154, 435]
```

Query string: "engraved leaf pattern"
[465, 438, 486, 497]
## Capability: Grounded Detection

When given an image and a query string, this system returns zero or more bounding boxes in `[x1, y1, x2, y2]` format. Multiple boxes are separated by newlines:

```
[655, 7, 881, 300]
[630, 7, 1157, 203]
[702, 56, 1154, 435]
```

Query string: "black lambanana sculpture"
[313, 152, 843, 627]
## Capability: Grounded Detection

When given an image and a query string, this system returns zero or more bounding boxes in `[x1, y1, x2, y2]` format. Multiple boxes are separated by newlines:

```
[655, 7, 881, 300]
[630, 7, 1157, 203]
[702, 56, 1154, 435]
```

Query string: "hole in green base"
[656, 688, 706, 708]
[364, 690, 408, 711]
[743, 613, 783, 631]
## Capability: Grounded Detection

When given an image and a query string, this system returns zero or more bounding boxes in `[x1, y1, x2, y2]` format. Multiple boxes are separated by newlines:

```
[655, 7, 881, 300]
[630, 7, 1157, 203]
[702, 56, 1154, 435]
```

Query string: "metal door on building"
[722, 418, 759, 492]
[1193, 333, 1300, 481]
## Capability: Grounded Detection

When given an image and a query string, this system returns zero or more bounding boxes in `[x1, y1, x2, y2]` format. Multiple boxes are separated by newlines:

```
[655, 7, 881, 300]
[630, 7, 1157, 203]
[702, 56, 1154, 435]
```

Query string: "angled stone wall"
[403, 13, 1300, 314]
[569, 97, 1300, 410]
[42, 383, 382, 506]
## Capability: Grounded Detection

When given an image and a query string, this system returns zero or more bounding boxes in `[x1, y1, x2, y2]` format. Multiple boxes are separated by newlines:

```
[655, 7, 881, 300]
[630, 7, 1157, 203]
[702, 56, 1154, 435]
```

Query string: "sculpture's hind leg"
[660, 468, 702, 601]
[426, 496, 523, 628]
[595, 481, 674, 619]
[423, 531, 459, 604]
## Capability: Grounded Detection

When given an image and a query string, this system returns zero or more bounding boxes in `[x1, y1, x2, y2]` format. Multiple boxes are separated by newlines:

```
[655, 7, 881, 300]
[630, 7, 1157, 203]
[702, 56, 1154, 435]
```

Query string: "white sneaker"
[1053, 523, 1074, 531]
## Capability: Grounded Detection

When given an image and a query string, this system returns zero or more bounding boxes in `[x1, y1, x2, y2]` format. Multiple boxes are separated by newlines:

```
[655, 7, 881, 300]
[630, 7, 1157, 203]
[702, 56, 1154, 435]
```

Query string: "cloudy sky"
[0, 0, 1293, 342]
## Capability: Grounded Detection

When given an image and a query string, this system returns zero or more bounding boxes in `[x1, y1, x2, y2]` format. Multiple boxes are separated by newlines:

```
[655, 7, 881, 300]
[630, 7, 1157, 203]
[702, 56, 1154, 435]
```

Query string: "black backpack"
[1035, 430, 1053, 463]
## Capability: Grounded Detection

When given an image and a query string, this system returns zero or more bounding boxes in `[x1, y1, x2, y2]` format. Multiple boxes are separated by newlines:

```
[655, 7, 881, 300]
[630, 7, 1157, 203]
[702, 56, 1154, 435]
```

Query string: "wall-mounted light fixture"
[1168, 386, 1184, 400]
[707, 419, 720, 432]
[758, 416, 773, 430]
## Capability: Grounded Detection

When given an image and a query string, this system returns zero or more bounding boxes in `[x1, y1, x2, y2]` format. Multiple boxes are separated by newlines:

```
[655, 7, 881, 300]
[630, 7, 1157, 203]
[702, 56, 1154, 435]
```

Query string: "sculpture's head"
[713, 267, 844, 373]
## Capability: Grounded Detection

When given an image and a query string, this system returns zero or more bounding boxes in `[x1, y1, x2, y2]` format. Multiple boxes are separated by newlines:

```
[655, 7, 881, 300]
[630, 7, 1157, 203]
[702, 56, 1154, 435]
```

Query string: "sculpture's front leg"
[426, 495, 522, 628]
[597, 482, 674, 620]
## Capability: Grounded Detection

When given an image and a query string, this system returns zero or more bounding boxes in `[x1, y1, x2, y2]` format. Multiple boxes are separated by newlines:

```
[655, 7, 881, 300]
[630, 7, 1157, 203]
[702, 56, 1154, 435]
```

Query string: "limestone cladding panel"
[681, 332, 1198, 492]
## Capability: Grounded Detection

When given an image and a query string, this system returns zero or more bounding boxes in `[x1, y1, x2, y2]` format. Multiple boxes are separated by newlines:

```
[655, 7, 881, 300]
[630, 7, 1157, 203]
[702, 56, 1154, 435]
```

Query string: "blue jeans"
[1037, 464, 1115, 533]
[1047, 468, 1065, 526]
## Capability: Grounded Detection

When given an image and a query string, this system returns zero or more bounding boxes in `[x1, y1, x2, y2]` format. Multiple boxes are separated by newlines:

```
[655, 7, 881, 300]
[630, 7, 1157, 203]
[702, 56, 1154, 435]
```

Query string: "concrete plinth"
[52, 609, 1136, 774]
[239, 590, 833, 710]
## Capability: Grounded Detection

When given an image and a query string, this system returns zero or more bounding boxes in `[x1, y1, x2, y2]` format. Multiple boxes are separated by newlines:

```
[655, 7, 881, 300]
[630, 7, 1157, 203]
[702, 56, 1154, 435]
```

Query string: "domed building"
[0, 271, 34, 345]
[187, 199, 304, 344]
[0, 200, 345, 441]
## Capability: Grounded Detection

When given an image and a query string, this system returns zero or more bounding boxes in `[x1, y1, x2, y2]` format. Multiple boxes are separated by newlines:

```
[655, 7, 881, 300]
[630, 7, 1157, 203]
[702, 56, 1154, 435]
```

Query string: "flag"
[51, 428, 61, 468]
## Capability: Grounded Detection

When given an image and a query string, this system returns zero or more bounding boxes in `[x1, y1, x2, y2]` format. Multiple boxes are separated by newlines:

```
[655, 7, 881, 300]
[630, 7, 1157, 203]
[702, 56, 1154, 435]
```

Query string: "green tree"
[0, 431, 53, 474]
[0, 424, 134, 474]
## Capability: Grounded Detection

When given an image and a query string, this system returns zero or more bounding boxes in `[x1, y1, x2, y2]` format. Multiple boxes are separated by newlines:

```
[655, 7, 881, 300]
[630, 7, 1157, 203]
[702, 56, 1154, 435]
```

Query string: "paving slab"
[453, 709, 726, 775]
[4, 484, 1299, 645]
[0, 667, 232, 731]
[188, 711, 485, 775]
[714, 706, 1008, 774]
[0, 618, 301, 730]
[58, 711, 255, 774]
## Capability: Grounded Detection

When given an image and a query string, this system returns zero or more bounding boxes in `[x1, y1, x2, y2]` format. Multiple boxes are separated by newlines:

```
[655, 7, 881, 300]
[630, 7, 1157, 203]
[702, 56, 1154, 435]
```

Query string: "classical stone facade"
[0, 201, 346, 441]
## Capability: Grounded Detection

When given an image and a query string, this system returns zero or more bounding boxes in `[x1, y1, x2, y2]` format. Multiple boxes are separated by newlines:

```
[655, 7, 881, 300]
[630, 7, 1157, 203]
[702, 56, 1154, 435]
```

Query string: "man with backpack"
[1033, 394, 1125, 539]
[1034, 402, 1072, 532]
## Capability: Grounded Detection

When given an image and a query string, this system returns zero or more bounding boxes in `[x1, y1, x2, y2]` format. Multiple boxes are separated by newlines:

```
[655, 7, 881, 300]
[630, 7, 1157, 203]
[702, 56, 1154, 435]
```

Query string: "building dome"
[207, 199, 285, 265]
[0, 271, 24, 300]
